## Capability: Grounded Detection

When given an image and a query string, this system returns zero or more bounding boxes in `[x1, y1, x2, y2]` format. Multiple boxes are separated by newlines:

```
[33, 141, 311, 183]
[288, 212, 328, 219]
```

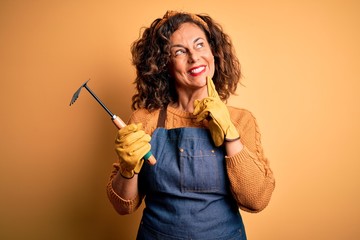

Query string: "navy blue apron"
[137, 107, 246, 240]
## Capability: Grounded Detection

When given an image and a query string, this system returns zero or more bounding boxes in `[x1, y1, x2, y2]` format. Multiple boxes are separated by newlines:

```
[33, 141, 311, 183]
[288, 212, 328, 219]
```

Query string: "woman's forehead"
[170, 23, 206, 43]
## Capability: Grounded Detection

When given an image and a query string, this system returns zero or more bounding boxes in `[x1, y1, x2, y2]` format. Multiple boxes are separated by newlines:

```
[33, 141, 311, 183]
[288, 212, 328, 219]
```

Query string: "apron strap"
[157, 106, 167, 128]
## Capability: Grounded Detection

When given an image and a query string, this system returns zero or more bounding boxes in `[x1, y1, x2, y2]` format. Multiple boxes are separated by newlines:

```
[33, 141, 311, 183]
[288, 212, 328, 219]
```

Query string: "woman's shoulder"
[129, 108, 159, 118]
[227, 106, 256, 120]
[227, 106, 261, 129]
[128, 108, 161, 135]
[227, 106, 264, 143]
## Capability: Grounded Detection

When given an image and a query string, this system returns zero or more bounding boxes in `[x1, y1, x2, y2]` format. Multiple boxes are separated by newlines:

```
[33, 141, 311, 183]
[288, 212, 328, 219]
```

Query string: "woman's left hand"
[193, 77, 240, 146]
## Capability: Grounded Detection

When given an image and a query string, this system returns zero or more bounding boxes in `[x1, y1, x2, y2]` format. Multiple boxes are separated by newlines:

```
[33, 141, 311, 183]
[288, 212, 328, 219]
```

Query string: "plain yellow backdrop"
[1, 0, 359, 239]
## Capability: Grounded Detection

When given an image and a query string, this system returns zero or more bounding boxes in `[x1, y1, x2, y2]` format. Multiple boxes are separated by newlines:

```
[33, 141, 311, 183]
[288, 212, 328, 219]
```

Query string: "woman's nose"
[188, 50, 199, 63]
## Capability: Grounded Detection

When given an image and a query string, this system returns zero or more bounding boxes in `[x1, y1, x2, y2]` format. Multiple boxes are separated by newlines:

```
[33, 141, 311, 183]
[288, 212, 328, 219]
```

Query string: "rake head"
[69, 79, 90, 106]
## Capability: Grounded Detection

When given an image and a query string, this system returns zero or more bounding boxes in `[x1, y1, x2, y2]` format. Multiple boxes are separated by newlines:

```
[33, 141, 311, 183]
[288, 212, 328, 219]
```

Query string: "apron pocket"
[180, 148, 222, 192]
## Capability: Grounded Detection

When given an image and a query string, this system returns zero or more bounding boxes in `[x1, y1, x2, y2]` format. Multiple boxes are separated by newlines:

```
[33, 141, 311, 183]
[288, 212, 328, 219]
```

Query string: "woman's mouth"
[188, 66, 206, 76]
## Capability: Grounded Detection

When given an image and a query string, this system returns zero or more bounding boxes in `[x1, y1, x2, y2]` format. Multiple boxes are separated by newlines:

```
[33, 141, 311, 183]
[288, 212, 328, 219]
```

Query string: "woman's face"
[169, 22, 215, 95]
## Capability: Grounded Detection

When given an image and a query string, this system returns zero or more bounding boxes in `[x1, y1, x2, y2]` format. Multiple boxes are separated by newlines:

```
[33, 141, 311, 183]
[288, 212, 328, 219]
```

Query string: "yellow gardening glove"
[193, 77, 240, 146]
[115, 123, 151, 178]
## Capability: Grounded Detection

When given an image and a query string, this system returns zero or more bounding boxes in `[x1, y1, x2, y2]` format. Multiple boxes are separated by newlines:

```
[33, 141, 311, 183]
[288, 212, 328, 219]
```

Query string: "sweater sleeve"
[106, 162, 143, 214]
[226, 108, 275, 213]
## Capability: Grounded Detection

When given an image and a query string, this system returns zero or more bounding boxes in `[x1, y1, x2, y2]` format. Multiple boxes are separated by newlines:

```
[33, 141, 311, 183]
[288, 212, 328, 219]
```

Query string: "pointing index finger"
[207, 76, 219, 98]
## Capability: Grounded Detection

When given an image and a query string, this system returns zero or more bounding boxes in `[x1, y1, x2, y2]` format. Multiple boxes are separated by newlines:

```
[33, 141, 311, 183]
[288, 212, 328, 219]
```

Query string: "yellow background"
[1, 0, 359, 239]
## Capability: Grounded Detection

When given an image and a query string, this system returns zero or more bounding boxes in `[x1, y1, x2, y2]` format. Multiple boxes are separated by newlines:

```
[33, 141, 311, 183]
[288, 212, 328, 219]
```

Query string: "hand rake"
[69, 79, 156, 165]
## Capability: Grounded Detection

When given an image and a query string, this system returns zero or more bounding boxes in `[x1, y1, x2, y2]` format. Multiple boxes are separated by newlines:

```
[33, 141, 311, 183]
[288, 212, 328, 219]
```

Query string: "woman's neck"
[171, 100, 194, 113]
[174, 88, 208, 112]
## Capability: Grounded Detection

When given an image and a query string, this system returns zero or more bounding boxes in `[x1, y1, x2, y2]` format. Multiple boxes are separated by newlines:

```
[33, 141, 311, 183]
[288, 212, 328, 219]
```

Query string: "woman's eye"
[174, 49, 186, 56]
[196, 42, 204, 49]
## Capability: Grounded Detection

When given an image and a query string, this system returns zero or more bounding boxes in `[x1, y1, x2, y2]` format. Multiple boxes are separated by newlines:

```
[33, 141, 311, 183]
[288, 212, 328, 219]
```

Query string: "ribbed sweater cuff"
[107, 181, 138, 212]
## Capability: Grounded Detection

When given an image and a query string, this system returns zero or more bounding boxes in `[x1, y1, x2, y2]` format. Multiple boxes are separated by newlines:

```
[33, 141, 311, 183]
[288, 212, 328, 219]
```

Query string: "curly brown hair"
[131, 11, 241, 111]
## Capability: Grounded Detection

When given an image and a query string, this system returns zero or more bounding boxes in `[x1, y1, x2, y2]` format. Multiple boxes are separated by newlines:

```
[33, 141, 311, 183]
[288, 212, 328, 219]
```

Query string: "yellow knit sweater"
[107, 105, 275, 213]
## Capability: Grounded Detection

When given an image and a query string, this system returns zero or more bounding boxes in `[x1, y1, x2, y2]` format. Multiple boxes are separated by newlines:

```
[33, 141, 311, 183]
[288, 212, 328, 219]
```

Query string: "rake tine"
[69, 79, 89, 106]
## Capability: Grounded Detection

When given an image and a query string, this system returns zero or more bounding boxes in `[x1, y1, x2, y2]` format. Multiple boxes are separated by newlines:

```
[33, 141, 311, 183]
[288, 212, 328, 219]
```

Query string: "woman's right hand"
[115, 123, 151, 179]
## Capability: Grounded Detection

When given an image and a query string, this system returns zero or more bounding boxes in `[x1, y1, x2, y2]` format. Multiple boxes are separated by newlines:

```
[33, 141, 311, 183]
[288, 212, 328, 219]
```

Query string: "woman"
[107, 11, 275, 239]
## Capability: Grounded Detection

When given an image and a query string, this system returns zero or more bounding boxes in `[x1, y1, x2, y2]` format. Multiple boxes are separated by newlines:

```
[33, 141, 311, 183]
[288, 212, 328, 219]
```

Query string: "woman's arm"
[225, 108, 275, 213]
[106, 163, 143, 215]
[112, 171, 139, 200]
[224, 138, 243, 157]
